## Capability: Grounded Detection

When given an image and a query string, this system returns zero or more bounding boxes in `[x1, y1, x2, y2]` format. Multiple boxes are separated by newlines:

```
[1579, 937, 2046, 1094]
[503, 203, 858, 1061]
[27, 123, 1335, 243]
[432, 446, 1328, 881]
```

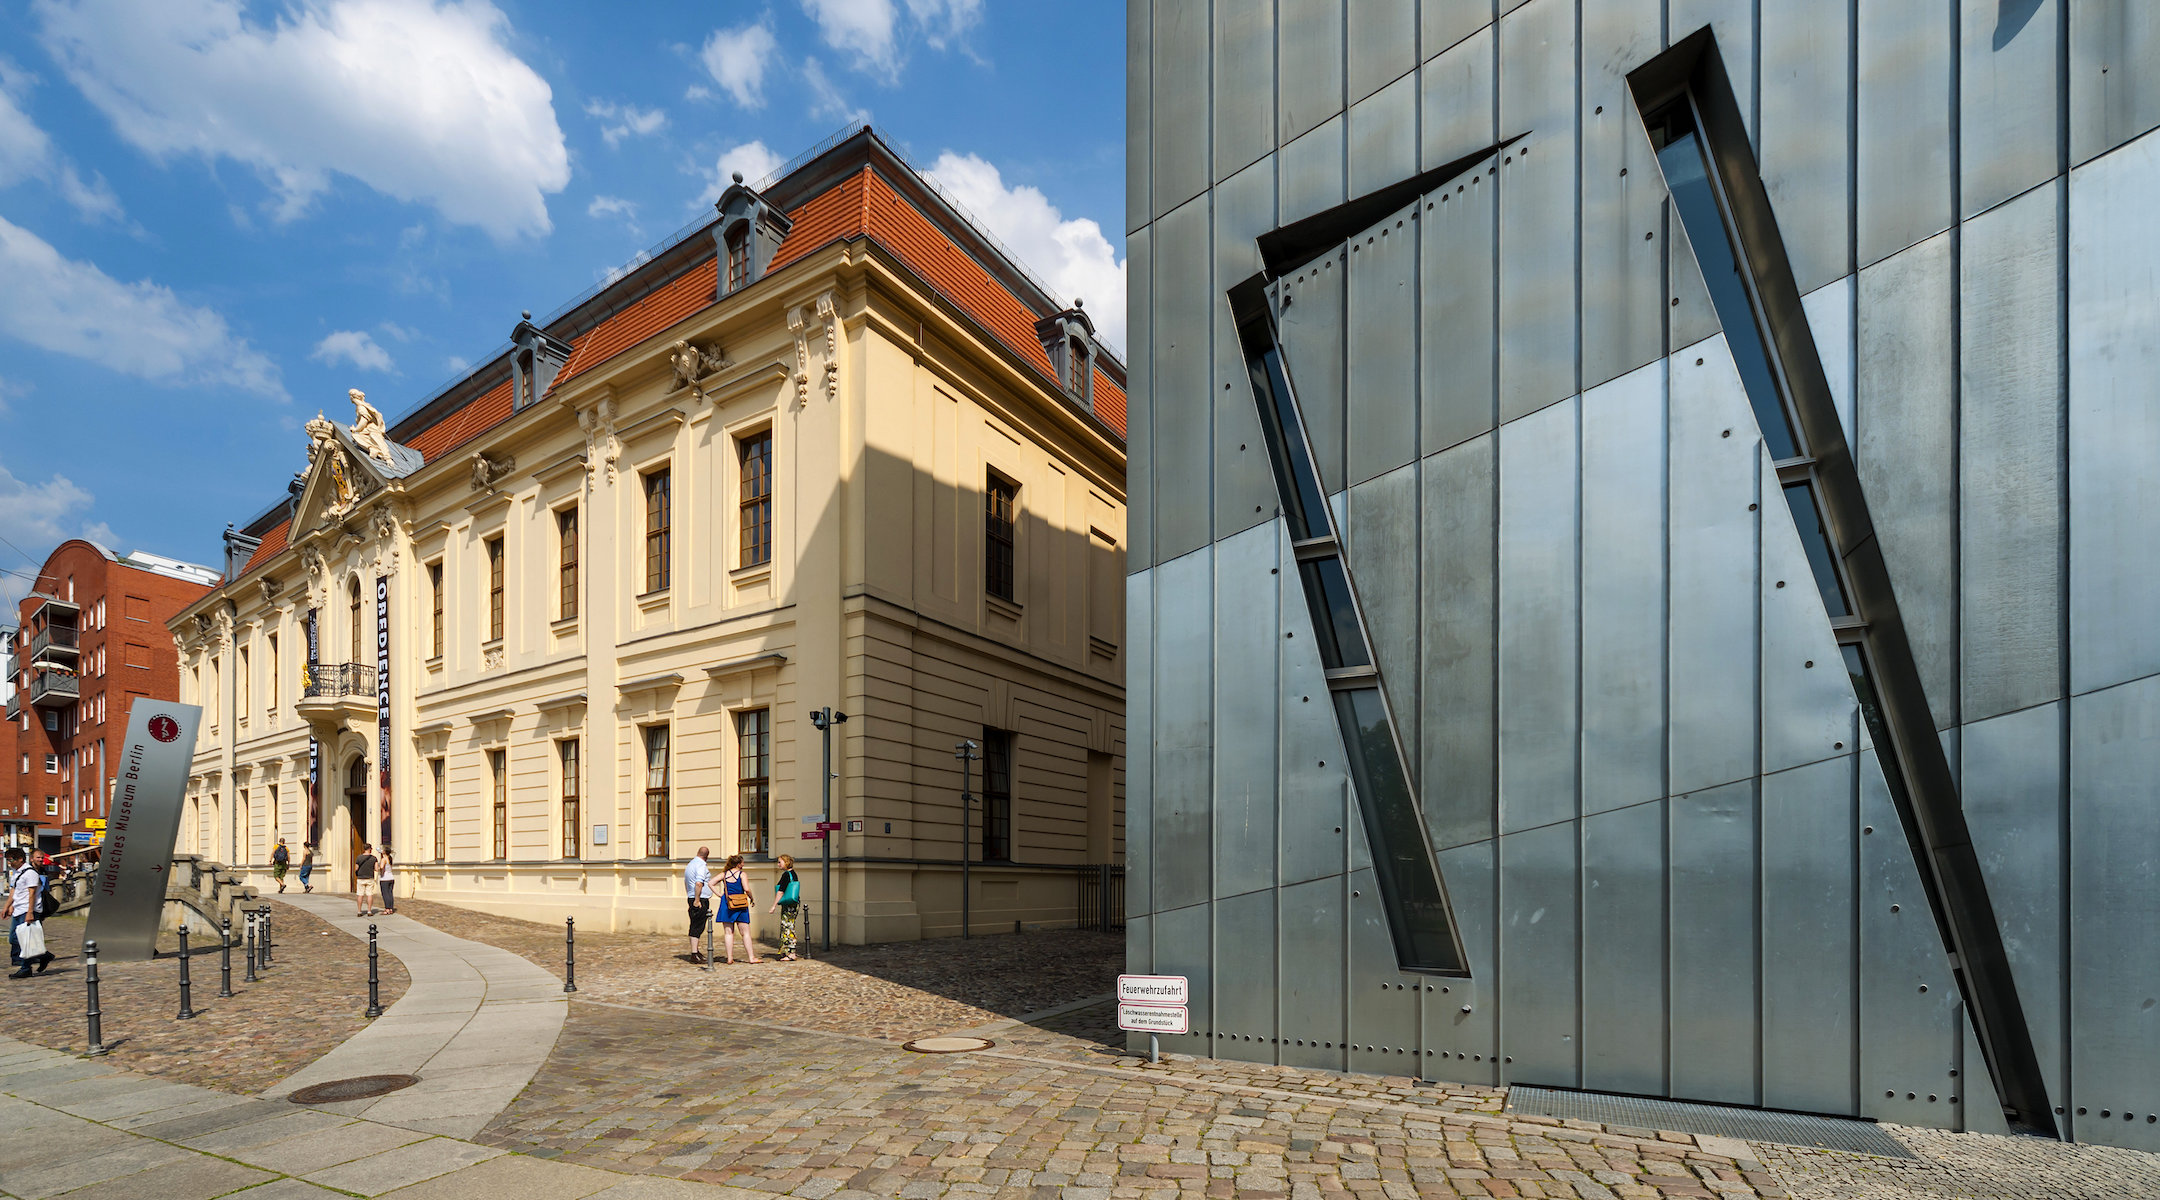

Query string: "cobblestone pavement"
[479, 1000, 1789, 1199]
[0, 902, 409, 1094]
[1759, 1126, 2160, 1200]
[388, 898, 1120, 1041]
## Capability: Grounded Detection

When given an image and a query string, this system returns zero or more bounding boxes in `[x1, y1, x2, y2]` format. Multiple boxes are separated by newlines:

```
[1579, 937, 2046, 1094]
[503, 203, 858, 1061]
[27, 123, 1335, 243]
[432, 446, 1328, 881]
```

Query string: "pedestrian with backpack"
[271, 838, 291, 892]
[766, 853, 803, 961]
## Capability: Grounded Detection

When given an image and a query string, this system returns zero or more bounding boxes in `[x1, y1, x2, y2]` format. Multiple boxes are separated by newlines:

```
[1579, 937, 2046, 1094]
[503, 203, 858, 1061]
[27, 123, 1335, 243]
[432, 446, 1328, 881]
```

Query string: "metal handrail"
[30, 625, 79, 658]
[28, 672, 78, 705]
[302, 662, 376, 699]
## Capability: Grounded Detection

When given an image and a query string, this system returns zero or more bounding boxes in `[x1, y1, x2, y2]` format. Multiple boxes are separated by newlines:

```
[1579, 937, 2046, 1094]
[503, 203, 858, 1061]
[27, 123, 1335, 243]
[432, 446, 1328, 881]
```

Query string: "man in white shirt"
[684, 846, 712, 965]
[7, 847, 44, 979]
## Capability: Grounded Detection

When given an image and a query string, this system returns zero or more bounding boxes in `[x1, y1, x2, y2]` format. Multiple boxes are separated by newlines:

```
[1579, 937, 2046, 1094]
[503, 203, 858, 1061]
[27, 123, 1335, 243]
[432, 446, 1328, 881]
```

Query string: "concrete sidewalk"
[0, 1035, 763, 1200]
[258, 895, 566, 1139]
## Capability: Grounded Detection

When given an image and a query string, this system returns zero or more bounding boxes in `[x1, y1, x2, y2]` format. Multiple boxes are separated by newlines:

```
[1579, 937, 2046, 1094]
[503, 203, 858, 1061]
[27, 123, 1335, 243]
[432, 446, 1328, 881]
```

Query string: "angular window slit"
[1633, 27, 2055, 1137]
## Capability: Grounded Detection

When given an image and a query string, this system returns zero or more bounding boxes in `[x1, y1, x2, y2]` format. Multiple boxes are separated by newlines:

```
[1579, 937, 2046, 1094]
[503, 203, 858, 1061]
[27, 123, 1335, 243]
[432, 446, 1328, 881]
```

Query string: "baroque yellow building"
[169, 130, 1127, 939]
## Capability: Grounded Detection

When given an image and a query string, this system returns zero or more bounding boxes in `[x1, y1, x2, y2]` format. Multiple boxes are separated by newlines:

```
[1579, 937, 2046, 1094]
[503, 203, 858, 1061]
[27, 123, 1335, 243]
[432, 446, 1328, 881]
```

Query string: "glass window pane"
[1781, 481, 1851, 618]
[1332, 687, 1464, 973]
[1297, 556, 1371, 669]
[1651, 109, 1802, 462]
[1244, 336, 1333, 542]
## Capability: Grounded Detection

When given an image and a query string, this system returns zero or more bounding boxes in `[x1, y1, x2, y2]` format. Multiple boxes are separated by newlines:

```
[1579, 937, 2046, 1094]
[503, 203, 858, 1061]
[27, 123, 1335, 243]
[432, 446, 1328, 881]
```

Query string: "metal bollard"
[83, 939, 106, 1056]
[217, 917, 235, 998]
[365, 924, 383, 1018]
[258, 907, 273, 967]
[563, 917, 577, 993]
[176, 925, 197, 1019]
[243, 911, 259, 984]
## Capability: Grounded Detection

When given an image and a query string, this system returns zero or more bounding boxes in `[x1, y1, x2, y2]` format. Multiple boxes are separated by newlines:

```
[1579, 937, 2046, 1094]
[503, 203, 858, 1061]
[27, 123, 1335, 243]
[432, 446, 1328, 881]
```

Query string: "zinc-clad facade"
[1127, 0, 2160, 1147]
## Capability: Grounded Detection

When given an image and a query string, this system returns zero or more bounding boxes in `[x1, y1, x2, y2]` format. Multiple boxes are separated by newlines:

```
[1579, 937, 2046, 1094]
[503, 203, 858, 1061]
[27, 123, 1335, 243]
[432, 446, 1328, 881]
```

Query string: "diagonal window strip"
[1632, 28, 2057, 1138]
[1230, 275, 1467, 976]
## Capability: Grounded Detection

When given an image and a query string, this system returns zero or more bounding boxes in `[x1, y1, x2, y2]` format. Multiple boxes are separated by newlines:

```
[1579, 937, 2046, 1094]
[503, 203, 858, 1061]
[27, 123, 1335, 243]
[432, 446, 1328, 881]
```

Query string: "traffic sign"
[1117, 973, 1189, 1006]
[85, 819, 107, 830]
[817, 821, 841, 831]
[800, 830, 826, 840]
[70, 832, 97, 844]
[1118, 1001, 1189, 1034]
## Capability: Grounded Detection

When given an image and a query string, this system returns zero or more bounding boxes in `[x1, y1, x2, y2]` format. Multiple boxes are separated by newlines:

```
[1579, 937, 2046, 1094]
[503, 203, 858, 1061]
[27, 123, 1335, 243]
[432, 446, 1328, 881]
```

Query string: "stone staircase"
[162, 854, 262, 932]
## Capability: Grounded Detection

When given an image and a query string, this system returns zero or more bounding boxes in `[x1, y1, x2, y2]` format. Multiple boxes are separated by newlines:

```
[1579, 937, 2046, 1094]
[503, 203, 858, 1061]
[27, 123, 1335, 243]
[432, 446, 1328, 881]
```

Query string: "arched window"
[347, 758, 368, 793]
[725, 225, 750, 291]
[348, 579, 363, 662]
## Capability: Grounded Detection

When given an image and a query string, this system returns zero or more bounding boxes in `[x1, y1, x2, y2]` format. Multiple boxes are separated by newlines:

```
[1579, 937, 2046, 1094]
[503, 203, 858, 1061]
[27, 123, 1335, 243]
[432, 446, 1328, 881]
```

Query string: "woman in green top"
[766, 853, 803, 961]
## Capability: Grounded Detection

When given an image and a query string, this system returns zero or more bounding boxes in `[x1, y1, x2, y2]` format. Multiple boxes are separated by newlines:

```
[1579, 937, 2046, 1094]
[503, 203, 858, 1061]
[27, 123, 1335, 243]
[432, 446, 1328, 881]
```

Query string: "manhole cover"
[288, 1075, 421, 1104]
[902, 1036, 996, 1054]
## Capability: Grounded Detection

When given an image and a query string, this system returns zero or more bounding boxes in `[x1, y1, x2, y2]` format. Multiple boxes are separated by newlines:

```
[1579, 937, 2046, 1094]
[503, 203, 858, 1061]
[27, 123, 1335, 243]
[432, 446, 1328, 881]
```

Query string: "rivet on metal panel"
[1620, 168, 1628, 176]
[1805, 660, 1814, 668]
[1645, 231, 1653, 239]
[1835, 742, 1845, 749]
[1777, 580, 1787, 588]
[1865, 826, 1874, 834]
[1334, 826, 1343, 833]
[1596, 106, 1604, 115]
[1697, 358, 1706, 366]
[1748, 503, 1758, 511]
[1919, 985, 1929, 993]
[1892, 904, 1901, 912]
[1722, 429, 1731, 437]
[1930, 1095, 1939, 1103]
[1672, 297, 1680, 306]
[1505, 1056, 1513, 1063]
[1353, 890, 1362, 897]
[2080, 1107, 2088, 1115]
[1949, 1069, 1959, 1077]
[1462, 1005, 1473, 1013]
[1909, 1092, 1917, 1100]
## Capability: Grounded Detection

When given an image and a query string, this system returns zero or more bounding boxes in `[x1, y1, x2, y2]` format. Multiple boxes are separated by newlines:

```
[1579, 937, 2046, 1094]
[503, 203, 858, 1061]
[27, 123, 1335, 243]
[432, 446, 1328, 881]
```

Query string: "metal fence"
[1075, 864, 1125, 932]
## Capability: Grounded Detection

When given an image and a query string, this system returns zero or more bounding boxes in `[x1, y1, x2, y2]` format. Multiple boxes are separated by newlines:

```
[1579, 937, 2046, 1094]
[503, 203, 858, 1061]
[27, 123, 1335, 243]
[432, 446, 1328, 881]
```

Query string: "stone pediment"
[292, 390, 423, 535]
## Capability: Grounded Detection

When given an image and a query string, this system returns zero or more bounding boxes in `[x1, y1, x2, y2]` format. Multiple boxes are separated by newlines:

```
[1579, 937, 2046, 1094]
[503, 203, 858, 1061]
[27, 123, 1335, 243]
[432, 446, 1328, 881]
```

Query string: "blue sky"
[0, 0, 1125, 604]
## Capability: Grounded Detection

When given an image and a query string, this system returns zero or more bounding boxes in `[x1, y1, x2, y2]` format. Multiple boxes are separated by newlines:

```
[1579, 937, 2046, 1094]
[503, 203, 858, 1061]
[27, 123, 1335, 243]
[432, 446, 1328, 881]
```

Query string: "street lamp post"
[809, 707, 848, 952]
[954, 739, 979, 941]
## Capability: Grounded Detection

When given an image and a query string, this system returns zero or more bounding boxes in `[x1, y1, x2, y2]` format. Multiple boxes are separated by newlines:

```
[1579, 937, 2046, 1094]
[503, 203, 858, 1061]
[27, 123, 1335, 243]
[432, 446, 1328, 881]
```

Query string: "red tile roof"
[768, 168, 871, 273]
[1092, 366, 1127, 437]
[551, 258, 720, 389]
[241, 519, 289, 575]
[406, 378, 513, 463]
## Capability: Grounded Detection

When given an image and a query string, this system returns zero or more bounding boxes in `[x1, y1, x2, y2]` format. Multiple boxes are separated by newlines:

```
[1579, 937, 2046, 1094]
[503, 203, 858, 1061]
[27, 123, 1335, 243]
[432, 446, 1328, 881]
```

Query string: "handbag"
[725, 890, 752, 911]
[14, 920, 46, 960]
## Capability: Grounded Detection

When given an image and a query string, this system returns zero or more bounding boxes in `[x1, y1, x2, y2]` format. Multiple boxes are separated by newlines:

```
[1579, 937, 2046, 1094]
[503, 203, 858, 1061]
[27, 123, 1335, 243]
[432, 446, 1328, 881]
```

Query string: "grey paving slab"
[227, 1121, 431, 1176]
[130, 1098, 291, 1141]
[220, 1179, 352, 1200]
[584, 1179, 774, 1200]
[374, 1154, 617, 1200]
[108, 1093, 255, 1130]
[0, 1122, 129, 1172]
[382, 1116, 490, 1139]
[5, 1136, 193, 1200]
[300, 1138, 503, 1197]
[43, 1153, 272, 1200]
[59, 1081, 213, 1122]
[355, 1088, 524, 1124]
[178, 1110, 354, 1155]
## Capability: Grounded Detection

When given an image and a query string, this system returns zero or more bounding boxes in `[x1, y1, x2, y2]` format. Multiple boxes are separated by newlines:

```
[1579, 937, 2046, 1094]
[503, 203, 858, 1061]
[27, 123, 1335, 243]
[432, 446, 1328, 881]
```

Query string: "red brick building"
[4, 540, 217, 856]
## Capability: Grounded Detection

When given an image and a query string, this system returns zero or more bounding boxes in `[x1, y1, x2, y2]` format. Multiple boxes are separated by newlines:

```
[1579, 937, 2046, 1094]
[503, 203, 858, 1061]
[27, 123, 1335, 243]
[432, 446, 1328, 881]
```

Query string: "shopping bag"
[14, 920, 46, 960]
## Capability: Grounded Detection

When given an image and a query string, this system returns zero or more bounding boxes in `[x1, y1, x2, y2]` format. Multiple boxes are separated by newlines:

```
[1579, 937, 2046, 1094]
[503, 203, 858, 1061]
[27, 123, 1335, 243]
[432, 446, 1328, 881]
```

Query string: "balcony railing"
[303, 662, 377, 699]
[29, 625, 79, 660]
[28, 671, 78, 708]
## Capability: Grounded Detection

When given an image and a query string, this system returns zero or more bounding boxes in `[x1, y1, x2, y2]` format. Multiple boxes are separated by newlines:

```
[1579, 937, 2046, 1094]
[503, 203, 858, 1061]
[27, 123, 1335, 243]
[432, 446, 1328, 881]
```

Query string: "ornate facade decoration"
[470, 451, 515, 491]
[788, 303, 812, 406]
[817, 293, 840, 401]
[257, 576, 281, 606]
[578, 396, 620, 482]
[369, 504, 402, 577]
[348, 389, 398, 467]
[667, 339, 733, 399]
[299, 544, 328, 609]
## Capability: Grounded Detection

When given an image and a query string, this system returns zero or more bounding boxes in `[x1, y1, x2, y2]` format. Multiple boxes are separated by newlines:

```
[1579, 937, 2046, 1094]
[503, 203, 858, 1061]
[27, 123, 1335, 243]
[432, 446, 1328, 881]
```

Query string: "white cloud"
[598, 248, 652, 287]
[0, 464, 113, 608]
[801, 0, 898, 80]
[376, 320, 419, 342]
[926, 151, 1127, 354]
[445, 354, 469, 373]
[311, 329, 394, 372]
[0, 58, 127, 223]
[0, 374, 27, 417]
[902, 0, 982, 49]
[802, 57, 870, 126]
[718, 141, 784, 193]
[35, 0, 571, 240]
[587, 194, 637, 220]
[584, 98, 665, 148]
[701, 22, 777, 109]
[0, 212, 284, 396]
[683, 84, 714, 102]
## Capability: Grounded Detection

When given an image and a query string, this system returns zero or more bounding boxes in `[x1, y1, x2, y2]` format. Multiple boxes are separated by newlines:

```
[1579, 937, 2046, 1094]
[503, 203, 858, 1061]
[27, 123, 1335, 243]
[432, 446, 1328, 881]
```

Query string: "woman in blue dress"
[715, 854, 763, 964]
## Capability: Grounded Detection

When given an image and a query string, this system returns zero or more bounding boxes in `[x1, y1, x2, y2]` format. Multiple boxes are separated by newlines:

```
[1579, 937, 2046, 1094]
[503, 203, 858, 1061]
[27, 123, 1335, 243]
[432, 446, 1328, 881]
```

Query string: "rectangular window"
[45, 797, 57, 816]
[238, 646, 250, 715]
[429, 562, 445, 658]
[489, 749, 508, 860]
[643, 726, 670, 857]
[268, 633, 280, 707]
[559, 739, 580, 859]
[985, 472, 1018, 602]
[644, 469, 672, 593]
[736, 709, 770, 857]
[982, 728, 1013, 862]
[738, 431, 773, 568]
[485, 536, 505, 641]
[431, 758, 447, 862]
[44, 755, 57, 774]
[557, 507, 579, 620]
[726, 228, 749, 291]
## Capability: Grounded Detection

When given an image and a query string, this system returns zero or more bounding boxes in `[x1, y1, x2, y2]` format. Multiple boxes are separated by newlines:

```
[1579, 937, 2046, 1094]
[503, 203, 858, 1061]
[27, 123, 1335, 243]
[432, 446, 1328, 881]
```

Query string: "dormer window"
[509, 310, 573, 411]
[726, 226, 750, 292]
[714, 171, 794, 298]
[1034, 301, 1098, 413]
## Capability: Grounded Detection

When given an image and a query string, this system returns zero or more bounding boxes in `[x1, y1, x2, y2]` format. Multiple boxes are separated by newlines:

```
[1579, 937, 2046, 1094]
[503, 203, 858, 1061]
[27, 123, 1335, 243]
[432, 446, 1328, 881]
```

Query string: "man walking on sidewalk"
[684, 846, 712, 965]
[354, 844, 380, 917]
[6, 847, 51, 978]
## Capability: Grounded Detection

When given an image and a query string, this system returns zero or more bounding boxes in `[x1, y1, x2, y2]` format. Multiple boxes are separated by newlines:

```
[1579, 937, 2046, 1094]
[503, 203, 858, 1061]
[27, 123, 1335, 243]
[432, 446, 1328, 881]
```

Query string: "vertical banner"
[83, 700, 203, 962]
[305, 607, 320, 847]
[376, 575, 391, 852]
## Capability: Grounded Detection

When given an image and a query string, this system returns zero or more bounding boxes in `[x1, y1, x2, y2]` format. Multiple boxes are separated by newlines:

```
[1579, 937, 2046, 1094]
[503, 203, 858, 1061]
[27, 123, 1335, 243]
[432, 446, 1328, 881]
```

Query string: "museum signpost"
[82, 701, 203, 962]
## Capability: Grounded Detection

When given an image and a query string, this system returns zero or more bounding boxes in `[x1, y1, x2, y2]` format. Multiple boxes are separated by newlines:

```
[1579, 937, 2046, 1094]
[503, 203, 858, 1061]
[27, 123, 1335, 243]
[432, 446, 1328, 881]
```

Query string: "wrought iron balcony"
[28, 671, 78, 708]
[29, 624, 79, 660]
[303, 662, 376, 699]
